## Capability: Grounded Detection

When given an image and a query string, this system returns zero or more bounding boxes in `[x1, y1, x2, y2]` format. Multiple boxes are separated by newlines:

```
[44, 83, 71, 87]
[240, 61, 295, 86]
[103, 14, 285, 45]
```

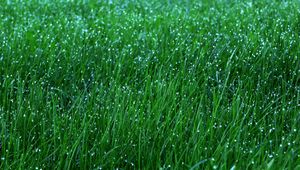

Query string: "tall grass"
[0, 0, 299, 169]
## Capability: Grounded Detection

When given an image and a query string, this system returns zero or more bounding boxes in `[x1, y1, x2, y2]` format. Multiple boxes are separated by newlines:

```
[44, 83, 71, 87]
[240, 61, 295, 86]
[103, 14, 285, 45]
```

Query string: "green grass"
[0, 0, 299, 169]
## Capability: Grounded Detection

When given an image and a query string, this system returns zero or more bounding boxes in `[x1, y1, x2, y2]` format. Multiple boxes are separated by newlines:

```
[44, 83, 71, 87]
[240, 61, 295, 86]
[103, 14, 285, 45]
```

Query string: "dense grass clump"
[0, 0, 299, 169]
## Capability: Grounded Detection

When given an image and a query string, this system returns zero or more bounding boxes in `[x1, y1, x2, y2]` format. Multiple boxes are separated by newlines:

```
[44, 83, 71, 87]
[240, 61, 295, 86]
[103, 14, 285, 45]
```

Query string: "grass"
[0, 0, 299, 169]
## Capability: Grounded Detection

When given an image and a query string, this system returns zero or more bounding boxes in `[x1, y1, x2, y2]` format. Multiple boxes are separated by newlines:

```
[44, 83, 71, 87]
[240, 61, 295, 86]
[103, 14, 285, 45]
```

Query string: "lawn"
[0, 0, 299, 169]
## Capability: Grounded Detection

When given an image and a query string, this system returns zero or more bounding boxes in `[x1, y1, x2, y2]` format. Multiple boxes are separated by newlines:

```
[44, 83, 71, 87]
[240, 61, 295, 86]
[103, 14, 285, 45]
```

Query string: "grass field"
[0, 0, 299, 169]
